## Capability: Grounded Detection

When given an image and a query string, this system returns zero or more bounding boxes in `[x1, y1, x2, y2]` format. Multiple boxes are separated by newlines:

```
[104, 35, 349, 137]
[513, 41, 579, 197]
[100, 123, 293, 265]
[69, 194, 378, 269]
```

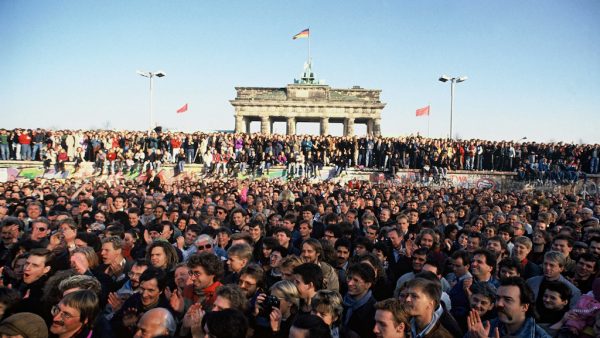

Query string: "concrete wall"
[1, 161, 598, 196]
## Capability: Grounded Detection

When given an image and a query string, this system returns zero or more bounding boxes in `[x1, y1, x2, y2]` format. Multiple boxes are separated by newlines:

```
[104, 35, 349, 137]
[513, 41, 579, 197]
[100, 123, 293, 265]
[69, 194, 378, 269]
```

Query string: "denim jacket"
[487, 317, 551, 338]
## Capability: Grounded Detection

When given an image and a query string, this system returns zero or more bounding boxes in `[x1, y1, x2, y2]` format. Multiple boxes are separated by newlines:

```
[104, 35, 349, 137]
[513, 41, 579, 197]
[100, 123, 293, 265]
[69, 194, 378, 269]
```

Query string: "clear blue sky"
[1, 0, 599, 143]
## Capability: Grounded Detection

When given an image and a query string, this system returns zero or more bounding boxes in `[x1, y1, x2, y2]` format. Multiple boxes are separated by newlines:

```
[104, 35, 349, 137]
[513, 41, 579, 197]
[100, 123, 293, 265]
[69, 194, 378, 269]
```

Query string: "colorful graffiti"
[0, 163, 337, 183]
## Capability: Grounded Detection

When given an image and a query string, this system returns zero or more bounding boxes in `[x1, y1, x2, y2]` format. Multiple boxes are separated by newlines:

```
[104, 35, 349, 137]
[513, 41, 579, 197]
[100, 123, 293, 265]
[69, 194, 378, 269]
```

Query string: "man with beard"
[334, 238, 352, 295]
[467, 276, 551, 338]
[140, 201, 156, 226]
[50, 290, 99, 338]
[300, 238, 339, 293]
[237, 263, 265, 302]
[111, 268, 174, 337]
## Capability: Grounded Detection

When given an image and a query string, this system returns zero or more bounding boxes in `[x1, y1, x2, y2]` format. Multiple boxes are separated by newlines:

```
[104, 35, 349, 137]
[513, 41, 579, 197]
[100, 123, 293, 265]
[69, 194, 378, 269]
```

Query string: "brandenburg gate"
[230, 69, 385, 136]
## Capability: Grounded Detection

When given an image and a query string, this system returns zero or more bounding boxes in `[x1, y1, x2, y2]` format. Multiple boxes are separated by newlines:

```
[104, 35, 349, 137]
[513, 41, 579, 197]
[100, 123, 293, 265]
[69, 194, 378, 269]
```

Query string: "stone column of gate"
[345, 117, 355, 137]
[235, 115, 245, 133]
[320, 117, 330, 136]
[286, 117, 296, 135]
[367, 119, 374, 136]
[261, 116, 271, 134]
[373, 118, 382, 136]
[245, 117, 251, 134]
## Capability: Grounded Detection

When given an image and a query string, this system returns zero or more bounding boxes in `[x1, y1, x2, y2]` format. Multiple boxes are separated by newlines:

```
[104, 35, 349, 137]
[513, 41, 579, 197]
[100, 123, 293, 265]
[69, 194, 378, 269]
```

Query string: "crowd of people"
[1, 128, 598, 182]
[0, 167, 598, 337]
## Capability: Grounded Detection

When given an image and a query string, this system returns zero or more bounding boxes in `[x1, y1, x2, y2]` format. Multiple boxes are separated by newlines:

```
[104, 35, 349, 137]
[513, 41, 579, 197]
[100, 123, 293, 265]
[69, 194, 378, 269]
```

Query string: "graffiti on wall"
[388, 171, 504, 190]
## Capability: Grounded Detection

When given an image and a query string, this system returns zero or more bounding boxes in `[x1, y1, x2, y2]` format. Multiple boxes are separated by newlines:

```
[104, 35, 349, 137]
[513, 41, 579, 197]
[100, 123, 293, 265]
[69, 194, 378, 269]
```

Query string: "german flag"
[293, 28, 309, 40]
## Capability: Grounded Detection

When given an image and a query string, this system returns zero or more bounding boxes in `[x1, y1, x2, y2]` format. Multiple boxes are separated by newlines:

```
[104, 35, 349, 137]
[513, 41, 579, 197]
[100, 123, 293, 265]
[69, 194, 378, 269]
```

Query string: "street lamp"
[439, 75, 467, 139]
[137, 70, 166, 132]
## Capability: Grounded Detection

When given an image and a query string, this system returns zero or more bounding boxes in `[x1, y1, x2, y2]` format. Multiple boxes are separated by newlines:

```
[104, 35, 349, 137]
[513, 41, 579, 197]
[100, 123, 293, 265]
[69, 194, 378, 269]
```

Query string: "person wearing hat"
[0, 312, 48, 338]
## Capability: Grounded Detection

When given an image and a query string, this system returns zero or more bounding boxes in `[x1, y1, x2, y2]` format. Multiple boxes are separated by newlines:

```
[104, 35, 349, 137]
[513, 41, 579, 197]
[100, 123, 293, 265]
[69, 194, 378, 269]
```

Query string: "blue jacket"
[483, 318, 551, 338]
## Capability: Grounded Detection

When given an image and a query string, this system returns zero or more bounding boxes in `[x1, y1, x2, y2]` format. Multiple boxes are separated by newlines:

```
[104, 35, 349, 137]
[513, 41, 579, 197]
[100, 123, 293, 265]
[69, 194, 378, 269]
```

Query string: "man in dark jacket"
[14, 248, 54, 316]
[111, 268, 175, 338]
[342, 263, 377, 338]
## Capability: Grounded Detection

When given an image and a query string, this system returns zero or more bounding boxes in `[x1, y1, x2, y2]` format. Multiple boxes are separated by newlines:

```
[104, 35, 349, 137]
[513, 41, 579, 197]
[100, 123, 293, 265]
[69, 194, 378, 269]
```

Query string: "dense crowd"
[1, 128, 598, 182]
[0, 170, 599, 338]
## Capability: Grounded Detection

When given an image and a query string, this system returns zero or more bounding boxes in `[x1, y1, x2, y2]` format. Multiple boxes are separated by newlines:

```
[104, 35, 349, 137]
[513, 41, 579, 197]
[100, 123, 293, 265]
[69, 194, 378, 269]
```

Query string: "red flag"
[176, 104, 188, 114]
[416, 105, 430, 117]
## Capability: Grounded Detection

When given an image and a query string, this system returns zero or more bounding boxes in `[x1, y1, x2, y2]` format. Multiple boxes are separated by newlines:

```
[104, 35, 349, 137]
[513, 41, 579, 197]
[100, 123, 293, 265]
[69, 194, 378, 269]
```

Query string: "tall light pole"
[137, 70, 166, 132]
[439, 75, 467, 139]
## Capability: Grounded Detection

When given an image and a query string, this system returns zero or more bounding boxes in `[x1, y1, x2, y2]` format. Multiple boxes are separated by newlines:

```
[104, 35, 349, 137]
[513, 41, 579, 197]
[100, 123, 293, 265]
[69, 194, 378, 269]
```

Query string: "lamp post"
[439, 75, 467, 139]
[137, 70, 166, 132]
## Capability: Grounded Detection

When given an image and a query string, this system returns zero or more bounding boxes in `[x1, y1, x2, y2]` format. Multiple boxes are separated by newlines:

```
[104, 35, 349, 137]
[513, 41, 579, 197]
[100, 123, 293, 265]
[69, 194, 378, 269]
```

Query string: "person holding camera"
[252, 279, 300, 338]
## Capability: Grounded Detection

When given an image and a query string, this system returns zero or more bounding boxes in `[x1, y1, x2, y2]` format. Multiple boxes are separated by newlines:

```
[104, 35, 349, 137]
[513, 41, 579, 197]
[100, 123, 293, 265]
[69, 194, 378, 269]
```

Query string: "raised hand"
[182, 303, 203, 329]
[143, 229, 152, 245]
[463, 277, 474, 294]
[108, 261, 124, 277]
[270, 307, 282, 332]
[176, 236, 185, 249]
[405, 238, 417, 257]
[167, 288, 185, 313]
[108, 292, 124, 312]
[467, 309, 491, 338]
[254, 293, 266, 317]
[71, 254, 89, 274]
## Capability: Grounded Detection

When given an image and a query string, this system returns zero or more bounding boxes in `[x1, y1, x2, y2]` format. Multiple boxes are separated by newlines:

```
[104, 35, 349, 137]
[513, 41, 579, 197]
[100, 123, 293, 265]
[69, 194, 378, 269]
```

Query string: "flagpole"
[308, 27, 311, 66]
[427, 104, 430, 138]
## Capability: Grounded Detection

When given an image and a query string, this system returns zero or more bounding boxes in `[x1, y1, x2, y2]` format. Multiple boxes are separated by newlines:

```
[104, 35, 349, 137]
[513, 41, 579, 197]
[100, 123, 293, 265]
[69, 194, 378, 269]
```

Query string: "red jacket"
[57, 152, 68, 162]
[18, 133, 32, 145]
[171, 138, 182, 148]
[183, 281, 222, 309]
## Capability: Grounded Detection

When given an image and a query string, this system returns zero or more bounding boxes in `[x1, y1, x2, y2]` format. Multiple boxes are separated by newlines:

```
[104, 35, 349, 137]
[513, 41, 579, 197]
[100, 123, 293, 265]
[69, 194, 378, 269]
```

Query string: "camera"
[259, 295, 280, 316]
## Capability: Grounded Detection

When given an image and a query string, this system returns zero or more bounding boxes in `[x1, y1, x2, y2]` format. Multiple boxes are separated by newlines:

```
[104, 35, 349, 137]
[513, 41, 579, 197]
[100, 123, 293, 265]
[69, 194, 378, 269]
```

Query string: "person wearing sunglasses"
[30, 217, 51, 246]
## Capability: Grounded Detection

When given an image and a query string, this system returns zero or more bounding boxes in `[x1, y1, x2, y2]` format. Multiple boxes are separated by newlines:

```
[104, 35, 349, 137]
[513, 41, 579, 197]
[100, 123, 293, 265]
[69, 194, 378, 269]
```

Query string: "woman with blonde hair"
[311, 290, 359, 338]
[253, 280, 300, 337]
